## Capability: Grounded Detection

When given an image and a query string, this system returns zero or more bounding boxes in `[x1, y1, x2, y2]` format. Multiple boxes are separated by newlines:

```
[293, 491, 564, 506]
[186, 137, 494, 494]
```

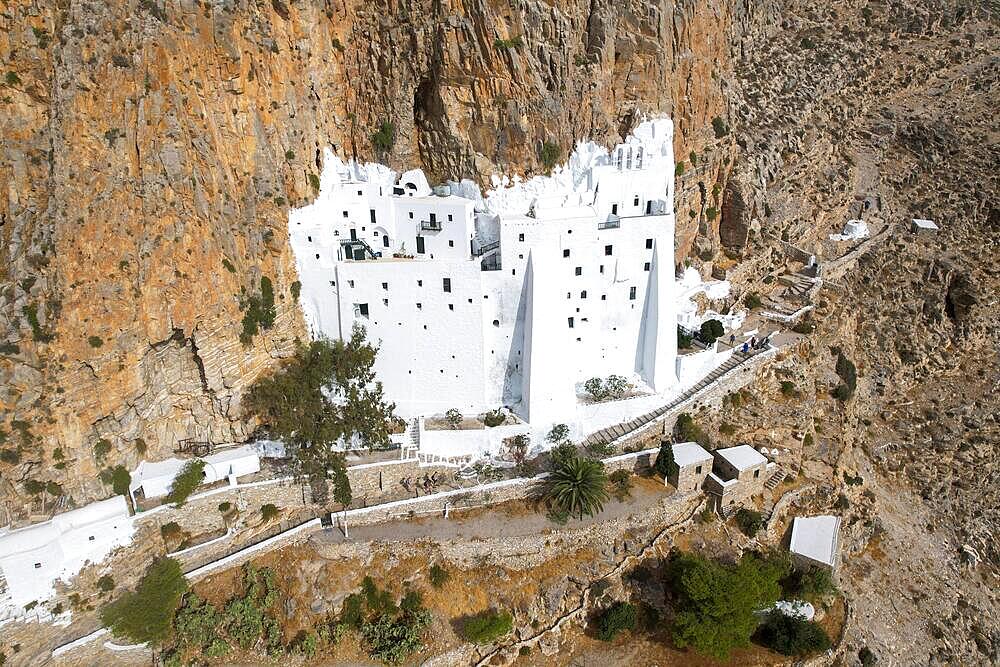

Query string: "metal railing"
[420, 220, 442, 231]
[473, 240, 500, 256]
[598, 218, 621, 230]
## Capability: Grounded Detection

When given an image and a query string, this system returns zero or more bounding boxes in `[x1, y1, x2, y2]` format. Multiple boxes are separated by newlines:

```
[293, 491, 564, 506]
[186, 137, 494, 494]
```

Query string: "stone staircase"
[581, 350, 757, 451]
[400, 418, 420, 460]
[764, 465, 787, 491]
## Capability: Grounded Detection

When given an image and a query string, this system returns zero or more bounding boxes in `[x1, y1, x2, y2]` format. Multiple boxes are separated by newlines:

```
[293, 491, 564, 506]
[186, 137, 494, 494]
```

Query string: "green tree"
[111, 465, 131, 496]
[428, 563, 450, 588]
[101, 558, 188, 645]
[546, 423, 570, 444]
[735, 508, 763, 536]
[665, 551, 784, 659]
[699, 319, 725, 344]
[244, 326, 395, 484]
[653, 441, 679, 482]
[445, 408, 462, 428]
[674, 413, 712, 449]
[371, 121, 396, 154]
[544, 456, 609, 520]
[757, 611, 830, 656]
[539, 141, 560, 172]
[609, 469, 633, 501]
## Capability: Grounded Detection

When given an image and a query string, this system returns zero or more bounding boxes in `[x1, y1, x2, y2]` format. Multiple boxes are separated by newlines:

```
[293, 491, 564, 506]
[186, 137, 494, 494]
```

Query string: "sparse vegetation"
[540, 141, 561, 172]
[111, 465, 131, 495]
[609, 469, 633, 501]
[239, 276, 277, 345]
[97, 574, 115, 593]
[93, 438, 112, 461]
[445, 408, 462, 428]
[493, 36, 524, 50]
[429, 563, 450, 588]
[101, 558, 188, 645]
[371, 121, 396, 154]
[483, 408, 505, 427]
[221, 258, 236, 273]
[712, 116, 730, 139]
[22, 303, 54, 342]
[833, 351, 857, 401]
[780, 380, 797, 397]
[308, 172, 320, 190]
[5, 71, 21, 86]
[744, 292, 762, 309]
[674, 413, 712, 449]
[87, 335, 103, 348]
[675, 160, 685, 176]
[584, 375, 631, 402]
[260, 503, 279, 522]
[166, 459, 206, 507]
[735, 508, 764, 536]
[595, 601, 637, 641]
[462, 609, 513, 644]
[290, 280, 301, 299]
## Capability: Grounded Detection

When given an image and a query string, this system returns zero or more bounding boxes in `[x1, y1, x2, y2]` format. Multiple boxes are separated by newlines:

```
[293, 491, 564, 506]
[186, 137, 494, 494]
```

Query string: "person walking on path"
[729, 333, 736, 346]
[750, 336, 758, 349]
[741, 342, 749, 354]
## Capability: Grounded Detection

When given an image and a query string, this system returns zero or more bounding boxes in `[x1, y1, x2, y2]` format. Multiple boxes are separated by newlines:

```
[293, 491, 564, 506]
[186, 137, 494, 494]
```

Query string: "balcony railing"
[598, 218, 621, 230]
[420, 220, 442, 231]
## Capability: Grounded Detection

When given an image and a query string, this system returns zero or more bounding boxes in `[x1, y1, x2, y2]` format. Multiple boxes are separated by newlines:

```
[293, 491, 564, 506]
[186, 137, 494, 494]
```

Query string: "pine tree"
[654, 441, 679, 483]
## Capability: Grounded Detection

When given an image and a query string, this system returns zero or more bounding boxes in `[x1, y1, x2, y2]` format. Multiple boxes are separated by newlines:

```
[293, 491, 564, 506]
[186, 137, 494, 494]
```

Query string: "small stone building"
[705, 445, 769, 508]
[789, 515, 841, 570]
[669, 441, 713, 493]
[911, 218, 939, 235]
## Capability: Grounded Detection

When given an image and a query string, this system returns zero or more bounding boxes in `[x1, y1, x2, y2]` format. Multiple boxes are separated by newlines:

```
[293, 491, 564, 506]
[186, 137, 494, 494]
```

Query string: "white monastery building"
[290, 118, 735, 439]
[0, 496, 133, 610]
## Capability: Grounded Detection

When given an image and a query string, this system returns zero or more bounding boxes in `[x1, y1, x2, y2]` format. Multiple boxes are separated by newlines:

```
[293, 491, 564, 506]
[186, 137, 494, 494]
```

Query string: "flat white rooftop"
[790, 515, 841, 567]
[912, 218, 939, 230]
[673, 441, 712, 467]
[716, 444, 767, 471]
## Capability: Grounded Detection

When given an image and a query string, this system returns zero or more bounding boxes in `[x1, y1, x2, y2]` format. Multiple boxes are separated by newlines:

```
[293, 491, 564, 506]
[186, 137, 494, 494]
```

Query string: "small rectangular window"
[629, 286, 637, 300]
[383, 298, 388, 306]
[370, 209, 376, 224]
[754, 469, 760, 478]
[695, 465, 702, 474]
[443, 278, 451, 293]
[448, 304, 454, 311]
[358, 189, 363, 196]
[430, 213, 437, 222]
[382, 282, 388, 290]
[633, 196, 639, 206]
[645, 238, 653, 249]
[307, 235, 312, 242]
[611, 203, 618, 215]
[563, 248, 570, 258]
[348, 280, 355, 288]
[580, 291, 587, 299]
[34, 563, 42, 569]
[416, 236, 425, 254]
[408, 211, 414, 219]
[575, 267, 582, 276]
[342, 210, 349, 218]
[417, 280, 423, 287]
[605, 245, 612, 256]
[599, 265, 604, 274]
[568, 317, 574, 328]
[601, 294, 607, 301]
[416, 303, 422, 310]
[448, 214, 453, 221]
[355, 303, 369, 318]
[518, 233, 525, 241]
[644, 262, 651, 271]
[448, 240, 454, 247]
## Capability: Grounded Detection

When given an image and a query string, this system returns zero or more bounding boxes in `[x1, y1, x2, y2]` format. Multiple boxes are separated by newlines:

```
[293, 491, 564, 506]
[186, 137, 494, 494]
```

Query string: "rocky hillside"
[0, 0, 779, 513]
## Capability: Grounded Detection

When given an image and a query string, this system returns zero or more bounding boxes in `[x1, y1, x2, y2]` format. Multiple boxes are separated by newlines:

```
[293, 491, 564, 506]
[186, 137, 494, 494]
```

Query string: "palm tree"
[544, 456, 610, 520]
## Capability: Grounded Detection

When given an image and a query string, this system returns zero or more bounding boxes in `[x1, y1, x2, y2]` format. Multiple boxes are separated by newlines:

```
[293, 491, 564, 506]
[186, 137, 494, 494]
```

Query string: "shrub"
[706, 207, 718, 221]
[689, 151, 698, 166]
[100, 558, 187, 645]
[604, 375, 629, 399]
[780, 380, 797, 397]
[218, 501, 232, 513]
[161, 522, 182, 541]
[483, 408, 505, 427]
[174, 593, 221, 648]
[539, 141, 560, 171]
[675, 413, 712, 449]
[833, 352, 857, 400]
[675, 160, 685, 176]
[544, 456, 609, 520]
[546, 423, 570, 445]
[756, 611, 830, 656]
[134, 438, 147, 455]
[859, 647, 878, 666]
[97, 575, 115, 592]
[744, 292, 762, 309]
[699, 319, 725, 344]
[222, 258, 237, 273]
[284, 149, 295, 161]
[111, 465, 131, 496]
[5, 71, 21, 86]
[609, 469, 632, 501]
[735, 508, 763, 536]
[720, 422, 736, 435]
[205, 638, 231, 657]
[22, 303, 54, 342]
[261, 503, 279, 522]
[584, 377, 605, 401]
[429, 563, 450, 589]
[23, 479, 45, 495]
[596, 602, 638, 641]
[677, 327, 693, 349]
[87, 335, 103, 348]
[166, 459, 206, 506]
[0, 449, 20, 465]
[548, 442, 577, 470]
[93, 438, 112, 461]
[445, 408, 462, 428]
[371, 121, 395, 153]
[462, 609, 513, 644]
[666, 551, 785, 659]
[494, 35, 524, 50]
[290, 280, 301, 299]
[712, 116, 730, 139]
[785, 567, 836, 600]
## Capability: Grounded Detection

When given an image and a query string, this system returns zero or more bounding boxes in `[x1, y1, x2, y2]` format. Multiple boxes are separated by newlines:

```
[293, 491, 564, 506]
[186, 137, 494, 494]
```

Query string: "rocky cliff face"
[0, 0, 780, 512]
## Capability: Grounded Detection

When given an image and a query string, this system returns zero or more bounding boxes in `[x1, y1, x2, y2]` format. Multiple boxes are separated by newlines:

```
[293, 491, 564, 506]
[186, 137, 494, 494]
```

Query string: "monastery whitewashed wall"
[289, 118, 734, 437]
